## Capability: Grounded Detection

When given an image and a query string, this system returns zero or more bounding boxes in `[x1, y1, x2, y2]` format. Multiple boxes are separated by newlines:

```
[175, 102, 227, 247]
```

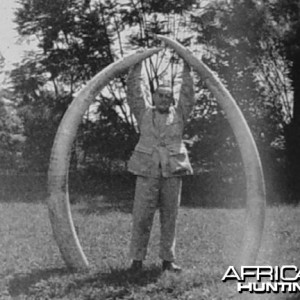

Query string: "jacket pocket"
[128, 150, 158, 177]
[166, 143, 187, 155]
[135, 144, 153, 154]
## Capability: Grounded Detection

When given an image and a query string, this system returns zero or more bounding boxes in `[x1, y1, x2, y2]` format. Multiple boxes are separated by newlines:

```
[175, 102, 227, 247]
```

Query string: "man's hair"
[153, 85, 175, 105]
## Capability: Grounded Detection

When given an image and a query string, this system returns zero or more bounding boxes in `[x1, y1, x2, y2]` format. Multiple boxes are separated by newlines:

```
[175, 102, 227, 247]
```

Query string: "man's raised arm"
[127, 62, 149, 126]
[178, 62, 195, 122]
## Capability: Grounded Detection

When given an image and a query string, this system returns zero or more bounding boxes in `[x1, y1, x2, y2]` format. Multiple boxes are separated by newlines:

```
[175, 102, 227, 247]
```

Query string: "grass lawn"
[0, 197, 300, 299]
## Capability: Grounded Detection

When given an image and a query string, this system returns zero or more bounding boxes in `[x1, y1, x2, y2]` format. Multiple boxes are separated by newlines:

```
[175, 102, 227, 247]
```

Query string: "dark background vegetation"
[1, 0, 300, 207]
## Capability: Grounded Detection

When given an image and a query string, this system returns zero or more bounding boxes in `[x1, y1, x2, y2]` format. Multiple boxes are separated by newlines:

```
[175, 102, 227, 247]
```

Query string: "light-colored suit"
[127, 62, 195, 261]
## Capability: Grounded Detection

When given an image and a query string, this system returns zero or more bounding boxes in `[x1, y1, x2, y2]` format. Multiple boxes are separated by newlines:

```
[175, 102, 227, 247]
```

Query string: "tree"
[267, 0, 300, 202]
[12, 0, 294, 205]
[0, 54, 24, 170]
[12, 0, 117, 171]
[184, 0, 293, 203]
[12, 0, 196, 172]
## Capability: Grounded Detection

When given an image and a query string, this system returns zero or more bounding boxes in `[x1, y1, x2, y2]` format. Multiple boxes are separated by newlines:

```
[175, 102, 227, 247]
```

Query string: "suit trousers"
[129, 175, 182, 262]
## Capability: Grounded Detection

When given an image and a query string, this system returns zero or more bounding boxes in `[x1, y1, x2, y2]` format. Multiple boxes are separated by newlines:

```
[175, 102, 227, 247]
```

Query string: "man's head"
[153, 86, 174, 114]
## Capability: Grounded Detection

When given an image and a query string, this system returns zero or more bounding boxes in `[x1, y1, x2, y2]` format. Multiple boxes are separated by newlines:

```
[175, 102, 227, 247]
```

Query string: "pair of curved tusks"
[47, 35, 266, 270]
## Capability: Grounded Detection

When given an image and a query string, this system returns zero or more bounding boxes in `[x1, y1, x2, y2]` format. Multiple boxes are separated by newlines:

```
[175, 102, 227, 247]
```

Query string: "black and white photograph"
[0, 0, 299, 299]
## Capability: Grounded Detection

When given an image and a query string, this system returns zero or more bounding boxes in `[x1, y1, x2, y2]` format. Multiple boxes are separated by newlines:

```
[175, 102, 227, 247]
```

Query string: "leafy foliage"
[0, 57, 24, 170]
[8, 0, 300, 202]
[184, 0, 294, 201]
[267, 0, 300, 200]
[12, 0, 197, 172]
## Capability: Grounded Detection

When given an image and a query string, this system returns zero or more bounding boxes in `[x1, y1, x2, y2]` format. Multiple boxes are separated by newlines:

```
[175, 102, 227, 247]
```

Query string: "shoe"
[162, 260, 182, 273]
[130, 260, 143, 272]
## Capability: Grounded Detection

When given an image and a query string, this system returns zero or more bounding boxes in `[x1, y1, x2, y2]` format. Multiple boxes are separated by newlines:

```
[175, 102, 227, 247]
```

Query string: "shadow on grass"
[286, 295, 300, 300]
[8, 267, 69, 297]
[68, 266, 163, 299]
[8, 265, 162, 298]
[96, 264, 162, 286]
[76, 202, 133, 216]
[70, 264, 162, 289]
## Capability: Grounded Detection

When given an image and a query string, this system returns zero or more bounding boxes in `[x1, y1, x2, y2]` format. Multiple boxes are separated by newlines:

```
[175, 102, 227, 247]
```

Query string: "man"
[126, 58, 195, 272]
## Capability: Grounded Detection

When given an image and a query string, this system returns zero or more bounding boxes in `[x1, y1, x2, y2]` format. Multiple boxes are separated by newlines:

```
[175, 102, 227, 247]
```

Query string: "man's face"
[153, 87, 173, 114]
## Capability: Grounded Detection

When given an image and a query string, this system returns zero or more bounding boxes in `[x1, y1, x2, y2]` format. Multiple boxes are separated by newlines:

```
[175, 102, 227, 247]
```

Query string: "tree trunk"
[285, 56, 300, 203]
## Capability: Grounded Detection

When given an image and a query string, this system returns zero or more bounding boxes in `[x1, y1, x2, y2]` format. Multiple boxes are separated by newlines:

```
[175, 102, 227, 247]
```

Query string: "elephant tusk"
[47, 48, 162, 270]
[156, 35, 266, 267]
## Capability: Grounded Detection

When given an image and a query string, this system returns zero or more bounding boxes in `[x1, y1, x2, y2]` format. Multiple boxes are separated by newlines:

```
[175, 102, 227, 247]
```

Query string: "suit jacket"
[126, 62, 195, 178]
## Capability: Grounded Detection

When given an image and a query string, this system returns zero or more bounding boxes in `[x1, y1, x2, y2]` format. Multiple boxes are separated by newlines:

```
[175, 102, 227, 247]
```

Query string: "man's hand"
[183, 61, 191, 72]
[136, 48, 146, 54]
[129, 49, 147, 70]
